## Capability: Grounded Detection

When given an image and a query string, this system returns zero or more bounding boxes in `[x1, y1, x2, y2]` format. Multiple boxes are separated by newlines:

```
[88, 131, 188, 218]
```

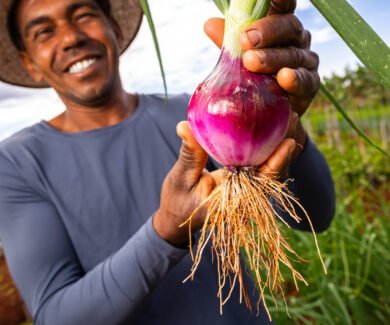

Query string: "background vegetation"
[264, 65, 390, 324]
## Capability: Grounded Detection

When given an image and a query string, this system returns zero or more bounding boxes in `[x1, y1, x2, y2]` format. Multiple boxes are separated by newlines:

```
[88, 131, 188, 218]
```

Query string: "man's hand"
[153, 121, 217, 247]
[204, 0, 320, 159]
[153, 122, 295, 247]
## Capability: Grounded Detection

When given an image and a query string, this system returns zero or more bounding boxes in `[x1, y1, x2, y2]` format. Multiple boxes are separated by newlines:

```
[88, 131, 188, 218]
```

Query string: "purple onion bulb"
[188, 48, 291, 167]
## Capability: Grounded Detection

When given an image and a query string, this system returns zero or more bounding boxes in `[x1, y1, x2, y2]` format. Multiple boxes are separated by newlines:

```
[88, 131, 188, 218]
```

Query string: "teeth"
[68, 58, 97, 74]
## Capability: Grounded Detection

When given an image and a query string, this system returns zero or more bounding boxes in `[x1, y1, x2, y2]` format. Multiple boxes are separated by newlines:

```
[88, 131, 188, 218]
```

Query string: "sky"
[0, 0, 389, 141]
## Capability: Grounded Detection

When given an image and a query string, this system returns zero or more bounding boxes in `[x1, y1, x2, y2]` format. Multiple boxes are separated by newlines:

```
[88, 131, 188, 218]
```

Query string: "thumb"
[204, 17, 225, 49]
[173, 121, 208, 187]
[259, 138, 296, 177]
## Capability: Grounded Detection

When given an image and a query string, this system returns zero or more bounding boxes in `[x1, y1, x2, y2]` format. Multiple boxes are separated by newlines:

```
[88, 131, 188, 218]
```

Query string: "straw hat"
[0, 0, 143, 88]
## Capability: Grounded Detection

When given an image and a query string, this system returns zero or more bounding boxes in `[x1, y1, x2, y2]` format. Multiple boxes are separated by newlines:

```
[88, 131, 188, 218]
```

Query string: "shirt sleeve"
[0, 154, 188, 325]
[278, 138, 336, 232]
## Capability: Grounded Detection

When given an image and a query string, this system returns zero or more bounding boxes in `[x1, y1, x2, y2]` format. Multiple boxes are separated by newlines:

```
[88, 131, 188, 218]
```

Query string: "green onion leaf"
[320, 83, 390, 158]
[139, 0, 168, 99]
[212, 0, 230, 14]
[310, 0, 390, 89]
[250, 0, 270, 21]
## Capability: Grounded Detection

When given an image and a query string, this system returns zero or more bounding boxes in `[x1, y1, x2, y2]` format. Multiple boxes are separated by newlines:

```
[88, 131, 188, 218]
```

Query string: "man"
[0, 0, 335, 324]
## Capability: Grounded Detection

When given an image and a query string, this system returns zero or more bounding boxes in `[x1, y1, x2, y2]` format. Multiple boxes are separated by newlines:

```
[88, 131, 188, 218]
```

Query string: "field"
[264, 80, 390, 324]
[1, 67, 389, 324]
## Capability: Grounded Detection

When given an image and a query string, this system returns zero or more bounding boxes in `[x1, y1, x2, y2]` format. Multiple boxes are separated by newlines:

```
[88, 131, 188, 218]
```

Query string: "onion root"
[181, 168, 326, 320]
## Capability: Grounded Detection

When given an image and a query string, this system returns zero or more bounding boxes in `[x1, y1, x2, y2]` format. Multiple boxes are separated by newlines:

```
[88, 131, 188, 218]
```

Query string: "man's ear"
[108, 17, 124, 48]
[19, 51, 44, 83]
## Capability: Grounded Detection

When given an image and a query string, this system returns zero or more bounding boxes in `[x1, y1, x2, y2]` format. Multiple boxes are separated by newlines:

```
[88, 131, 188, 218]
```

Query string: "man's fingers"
[210, 169, 226, 187]
[177, 121, 204, 152]
[277, 67, 320, 116]
[240, 15, 306, 51]
[204, 17, 225, 49]
[206, 14, 308, 52]
[268, 0, 296, 15]
[260, 138, 296, 176]
[174, 121, 208, 187]
[285, 112, 300, 139]
[243, 46, 319, 74]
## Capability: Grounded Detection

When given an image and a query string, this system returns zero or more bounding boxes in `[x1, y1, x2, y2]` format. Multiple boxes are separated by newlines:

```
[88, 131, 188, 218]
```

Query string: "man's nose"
[58, 23, 87, 52]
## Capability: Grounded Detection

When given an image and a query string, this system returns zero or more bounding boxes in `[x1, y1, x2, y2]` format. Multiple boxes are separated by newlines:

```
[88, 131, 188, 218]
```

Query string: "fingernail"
[256, 50, 266, 64]
[246, 30, 261, 46]
[292, 70, 300, 87]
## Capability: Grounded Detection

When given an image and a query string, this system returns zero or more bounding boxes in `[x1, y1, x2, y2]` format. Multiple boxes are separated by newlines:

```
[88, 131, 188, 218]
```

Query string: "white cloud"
[311, 27, 337, 45]
[121, 0, 220, 94]
[0, 0, 220, 141]
[0, 0, 380, 142]
[0, 91, 64, 140]
[296, 0, 312, 11]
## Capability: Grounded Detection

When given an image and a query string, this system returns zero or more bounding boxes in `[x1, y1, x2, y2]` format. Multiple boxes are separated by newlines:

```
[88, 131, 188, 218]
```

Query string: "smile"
[68, 58, 97, 74]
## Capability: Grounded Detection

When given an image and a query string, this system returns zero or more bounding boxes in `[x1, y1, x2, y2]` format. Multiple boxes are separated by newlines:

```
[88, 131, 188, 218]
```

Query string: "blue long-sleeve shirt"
[0, 93, 335, 324]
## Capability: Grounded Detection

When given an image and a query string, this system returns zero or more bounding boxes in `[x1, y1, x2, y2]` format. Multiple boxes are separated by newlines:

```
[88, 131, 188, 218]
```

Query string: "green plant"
[266, 201, 390, 324]
[271, 84, 390, 323]
[138, 1, 390, 322]
[264, 134, 390, 324]
[269, 190, 389, 324]
[310, 0, 390, 89]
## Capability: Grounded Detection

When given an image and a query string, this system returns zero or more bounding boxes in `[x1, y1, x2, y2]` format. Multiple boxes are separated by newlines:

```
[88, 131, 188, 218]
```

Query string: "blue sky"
[295, 0, 390, 77]
[0, 0, 389, 140]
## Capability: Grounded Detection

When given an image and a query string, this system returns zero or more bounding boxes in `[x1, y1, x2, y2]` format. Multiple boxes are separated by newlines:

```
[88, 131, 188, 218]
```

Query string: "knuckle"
[177, 148, 204, 181]
[261, 161, 274, 175]
[165, 172, 183, 191]
[296, 68, 312, 95]
[291, 111, 299, 125]
[179, 145, 193, 164]
[253, 49, 278, 73]
[270, 0, 296, 14]
[289, 96, 306, 116]
[288, 47, 303, 67]
[199, 175, 216, 198]
[265, 48, 276, 65]
[290, 15, 304, 37]
[269, 1, 282, 13]
[301, 30, 311, 48]
[294, 97, 312, 116]
[269, 21, 281, 44]
[289, 0, 298, 13]
[311, 72, 321, 93]
[309, 50, 320, 69]
[299, 68, 320, 99]
[180, 145, 202, 165]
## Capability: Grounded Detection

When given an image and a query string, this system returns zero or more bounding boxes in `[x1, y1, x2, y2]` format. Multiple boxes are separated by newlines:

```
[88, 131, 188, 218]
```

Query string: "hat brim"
[0, 0, 143, 88]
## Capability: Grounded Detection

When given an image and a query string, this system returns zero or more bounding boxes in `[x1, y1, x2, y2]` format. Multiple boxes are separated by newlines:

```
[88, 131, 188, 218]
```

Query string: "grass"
[259, 103, 390, 324]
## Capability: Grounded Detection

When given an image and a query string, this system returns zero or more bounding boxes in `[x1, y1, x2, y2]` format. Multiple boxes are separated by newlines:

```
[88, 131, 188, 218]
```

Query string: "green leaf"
[251, 0, 270, 21]
[327, 282, 353, 325]
[139, 0, 168, 99]
[310, 0, 390, 89]
[212, 0, 230, 14]
[320, 83, 390, 158]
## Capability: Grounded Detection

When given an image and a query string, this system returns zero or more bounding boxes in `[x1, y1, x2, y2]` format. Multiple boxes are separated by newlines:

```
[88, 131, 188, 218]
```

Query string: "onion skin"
[188, 48, 290, 167]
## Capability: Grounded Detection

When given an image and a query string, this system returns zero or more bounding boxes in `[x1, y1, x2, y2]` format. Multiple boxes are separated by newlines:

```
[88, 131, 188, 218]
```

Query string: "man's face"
[16, 0, 122, 107]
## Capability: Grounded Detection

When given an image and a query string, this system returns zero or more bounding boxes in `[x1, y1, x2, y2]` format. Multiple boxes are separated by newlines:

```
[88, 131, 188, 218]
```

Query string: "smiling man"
[18, 0, 121, 106]
[0, 0, 335, 324]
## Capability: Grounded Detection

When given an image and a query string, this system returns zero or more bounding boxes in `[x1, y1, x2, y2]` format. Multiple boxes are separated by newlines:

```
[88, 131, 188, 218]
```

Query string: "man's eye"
[76, 12, 95, 22]
[34, 28, 53, 40]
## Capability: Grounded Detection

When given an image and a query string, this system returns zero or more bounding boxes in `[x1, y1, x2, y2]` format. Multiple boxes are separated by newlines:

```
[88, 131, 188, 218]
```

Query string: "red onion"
[183, 0, 325, 319]
[189, 48, 290, 168]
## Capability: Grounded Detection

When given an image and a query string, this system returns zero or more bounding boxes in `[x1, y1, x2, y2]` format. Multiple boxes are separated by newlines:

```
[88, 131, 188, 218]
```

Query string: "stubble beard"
[58, 73, 121, 109]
